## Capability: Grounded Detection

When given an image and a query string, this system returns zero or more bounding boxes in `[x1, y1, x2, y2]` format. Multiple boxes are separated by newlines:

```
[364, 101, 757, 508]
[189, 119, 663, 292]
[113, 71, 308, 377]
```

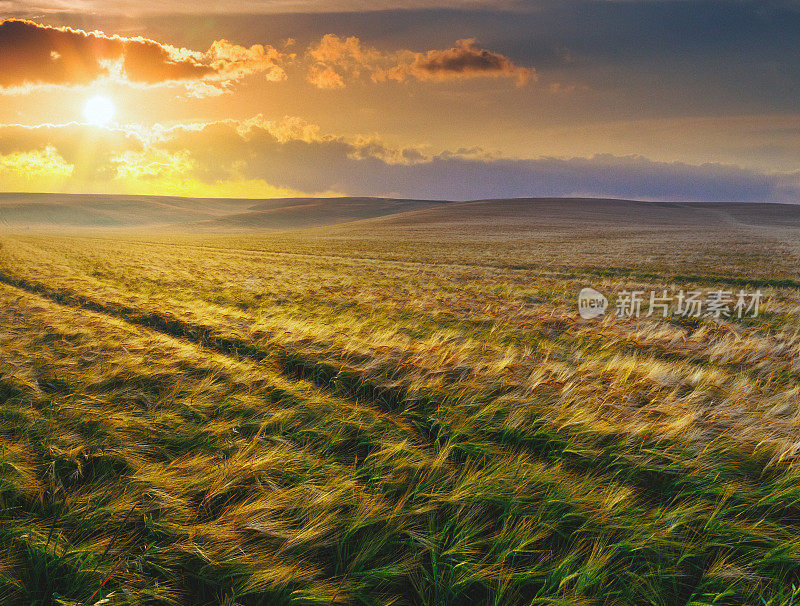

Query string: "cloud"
[0, 123, 145, 183]
[0, 145, 72, 177]
[0, 19, 290, 95]
[0, 21, 529, 96]
[305, 34, 532, 88]
[1, 117, 799, 202]
[307, 65, 346, 90]
[305, 35, 387, 87]
[204, 39, 288, 83]
[388, 38, 533, 86]
[308, 34, 381, 69]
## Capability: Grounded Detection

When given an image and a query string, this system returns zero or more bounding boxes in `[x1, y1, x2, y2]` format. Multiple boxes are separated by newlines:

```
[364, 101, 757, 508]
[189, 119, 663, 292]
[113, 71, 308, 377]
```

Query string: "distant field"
[2, 198, 800, 605]
[0, 193, 445, 231]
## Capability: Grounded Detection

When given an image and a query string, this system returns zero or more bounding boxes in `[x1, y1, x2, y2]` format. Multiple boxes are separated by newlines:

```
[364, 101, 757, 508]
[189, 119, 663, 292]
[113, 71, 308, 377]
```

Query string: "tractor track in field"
[0, 270, 428, 450]
[8, 237, 800, 395]
[1, 266, 799, 534]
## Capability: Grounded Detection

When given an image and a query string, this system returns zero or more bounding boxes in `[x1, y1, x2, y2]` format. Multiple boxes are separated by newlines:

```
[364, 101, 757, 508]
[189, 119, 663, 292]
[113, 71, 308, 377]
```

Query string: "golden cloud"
[0, 145, 72, 176]
[389, 38, 533, 86]
[0, 21, 528, 96]
[305, 34, 532, 88]
[307, 65, 346, 90]
[0, 19, 290, 95]
[0, 145, 73, 192]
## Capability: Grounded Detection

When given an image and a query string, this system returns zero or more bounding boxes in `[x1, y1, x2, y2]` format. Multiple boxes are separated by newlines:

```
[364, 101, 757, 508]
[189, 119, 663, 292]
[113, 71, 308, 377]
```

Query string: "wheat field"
[1, 199, 800, 605]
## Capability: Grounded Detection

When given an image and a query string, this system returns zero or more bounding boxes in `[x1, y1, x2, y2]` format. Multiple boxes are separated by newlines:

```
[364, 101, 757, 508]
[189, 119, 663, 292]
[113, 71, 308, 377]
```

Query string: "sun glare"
[83, 95, 116, 127]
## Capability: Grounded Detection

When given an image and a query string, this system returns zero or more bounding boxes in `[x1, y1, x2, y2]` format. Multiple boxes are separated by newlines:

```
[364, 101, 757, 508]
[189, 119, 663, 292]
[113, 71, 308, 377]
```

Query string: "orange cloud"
[307, 65, 346, 89]
[306, 34, 532, 88]
[205, 39, 288, 83]
[308, 34, 383, 72]
[1, 22, 527, 96]
[389, 38, 533, 86]
[0, 19, 290, 95]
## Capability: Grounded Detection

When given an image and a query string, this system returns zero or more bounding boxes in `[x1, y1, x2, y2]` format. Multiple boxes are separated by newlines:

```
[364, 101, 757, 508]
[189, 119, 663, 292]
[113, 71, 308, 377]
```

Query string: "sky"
[0, 0, 799, 201]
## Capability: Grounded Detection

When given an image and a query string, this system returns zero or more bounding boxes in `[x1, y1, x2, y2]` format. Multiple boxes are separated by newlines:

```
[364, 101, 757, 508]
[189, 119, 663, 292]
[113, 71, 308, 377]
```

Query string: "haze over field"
[0, 193, 446, 229]
[4, 192, 800, 232]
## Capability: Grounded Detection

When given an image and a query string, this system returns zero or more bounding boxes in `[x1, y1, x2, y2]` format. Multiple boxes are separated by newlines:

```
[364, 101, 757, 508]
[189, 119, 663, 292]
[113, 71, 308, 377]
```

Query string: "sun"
[83, 95, 116, 127]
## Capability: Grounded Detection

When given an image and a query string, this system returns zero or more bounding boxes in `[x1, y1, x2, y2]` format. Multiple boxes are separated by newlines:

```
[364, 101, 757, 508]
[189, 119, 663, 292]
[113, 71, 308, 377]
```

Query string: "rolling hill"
[3, 193, 799, 235]
[0, 193, 447, 231]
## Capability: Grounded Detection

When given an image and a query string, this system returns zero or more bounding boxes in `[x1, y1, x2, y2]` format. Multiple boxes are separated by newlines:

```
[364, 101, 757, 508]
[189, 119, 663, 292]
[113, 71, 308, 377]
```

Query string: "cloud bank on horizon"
[2, 118, 797, 202]
[0, 2, 798, 202]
